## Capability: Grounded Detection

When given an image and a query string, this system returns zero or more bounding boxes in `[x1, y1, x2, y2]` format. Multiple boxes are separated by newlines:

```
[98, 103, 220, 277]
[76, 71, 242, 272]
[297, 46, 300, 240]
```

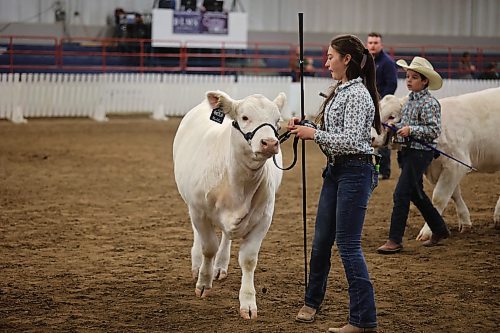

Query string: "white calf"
[173, 90, 285, 319]
[374, 88, 500, 240]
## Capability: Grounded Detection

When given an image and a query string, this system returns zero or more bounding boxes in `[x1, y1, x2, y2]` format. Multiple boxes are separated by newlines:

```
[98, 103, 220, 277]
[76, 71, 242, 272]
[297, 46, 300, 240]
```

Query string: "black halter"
[231, 119, 318, 171]
[231, 120, 279, 142]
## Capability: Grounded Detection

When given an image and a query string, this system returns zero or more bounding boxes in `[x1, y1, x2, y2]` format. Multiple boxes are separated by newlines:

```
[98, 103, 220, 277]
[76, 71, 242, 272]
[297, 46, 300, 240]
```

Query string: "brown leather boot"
[295, 305, 316, 323]
[422, 227, 451, 247]
[328, 323, 378, 332]
[377, 239, 402, 254]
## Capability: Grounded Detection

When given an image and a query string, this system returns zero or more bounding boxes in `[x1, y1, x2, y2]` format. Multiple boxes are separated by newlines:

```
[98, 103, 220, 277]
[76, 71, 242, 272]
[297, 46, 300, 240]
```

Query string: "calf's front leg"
[237, 219, 270, 320]
[214, 232, 231, 280]
[190, 211, 218, 298]
[417, 164, 467, 240]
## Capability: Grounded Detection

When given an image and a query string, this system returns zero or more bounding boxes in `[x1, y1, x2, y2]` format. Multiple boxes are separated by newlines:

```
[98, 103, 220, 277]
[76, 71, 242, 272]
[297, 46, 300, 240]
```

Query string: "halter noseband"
[232, 120, 279, 143]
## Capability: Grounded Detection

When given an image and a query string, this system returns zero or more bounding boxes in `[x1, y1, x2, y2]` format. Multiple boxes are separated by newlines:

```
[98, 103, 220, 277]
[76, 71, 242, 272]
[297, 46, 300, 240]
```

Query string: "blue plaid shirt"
[393, 88, 441, 150]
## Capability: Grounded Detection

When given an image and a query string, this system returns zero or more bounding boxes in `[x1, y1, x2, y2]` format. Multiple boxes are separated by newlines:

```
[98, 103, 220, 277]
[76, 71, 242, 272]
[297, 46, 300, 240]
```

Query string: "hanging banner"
[173, 11, 228, 35]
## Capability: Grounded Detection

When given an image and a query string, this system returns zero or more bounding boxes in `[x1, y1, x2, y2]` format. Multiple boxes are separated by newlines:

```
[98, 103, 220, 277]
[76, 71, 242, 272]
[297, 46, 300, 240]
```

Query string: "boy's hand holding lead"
[397, 125, 411, 137]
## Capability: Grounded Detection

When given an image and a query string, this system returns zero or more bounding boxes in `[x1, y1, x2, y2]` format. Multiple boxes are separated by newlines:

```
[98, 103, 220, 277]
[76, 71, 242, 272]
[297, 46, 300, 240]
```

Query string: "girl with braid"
[290, 34, 380, 333]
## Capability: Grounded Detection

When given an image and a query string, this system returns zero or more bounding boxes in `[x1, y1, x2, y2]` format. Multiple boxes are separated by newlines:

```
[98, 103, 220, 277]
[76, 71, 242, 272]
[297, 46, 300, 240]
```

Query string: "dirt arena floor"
[1, 116, 498, 333]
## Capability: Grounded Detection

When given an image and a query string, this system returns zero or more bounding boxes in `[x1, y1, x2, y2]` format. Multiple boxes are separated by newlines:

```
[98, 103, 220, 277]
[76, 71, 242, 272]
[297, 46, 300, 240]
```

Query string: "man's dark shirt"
[374, 50, 397, 98]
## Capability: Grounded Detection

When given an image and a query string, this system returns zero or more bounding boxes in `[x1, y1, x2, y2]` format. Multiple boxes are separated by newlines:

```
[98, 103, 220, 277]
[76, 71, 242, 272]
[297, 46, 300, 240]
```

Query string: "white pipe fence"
[0, 73, 498, 123]
[393, 78, 500, 99]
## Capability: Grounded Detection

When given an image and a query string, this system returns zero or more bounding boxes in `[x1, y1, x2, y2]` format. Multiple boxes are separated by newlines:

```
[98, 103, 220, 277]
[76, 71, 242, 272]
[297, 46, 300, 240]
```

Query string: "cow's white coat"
[173, 90, 285, 319]
[373, 88, 500, 240]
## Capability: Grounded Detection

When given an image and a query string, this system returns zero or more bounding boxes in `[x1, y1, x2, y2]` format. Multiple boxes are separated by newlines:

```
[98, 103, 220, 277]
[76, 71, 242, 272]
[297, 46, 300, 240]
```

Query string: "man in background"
[458, 51, 476, 79]
[478, 62, 498, 80]
[367, 32, 398, 180]
[290, 46, 316, 82]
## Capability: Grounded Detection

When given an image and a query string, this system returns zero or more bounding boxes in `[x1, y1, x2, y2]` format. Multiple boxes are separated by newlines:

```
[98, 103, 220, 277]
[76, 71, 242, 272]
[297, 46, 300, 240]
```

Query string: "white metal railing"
[394, 78, 500, 99]
[0, 73, 498, 123]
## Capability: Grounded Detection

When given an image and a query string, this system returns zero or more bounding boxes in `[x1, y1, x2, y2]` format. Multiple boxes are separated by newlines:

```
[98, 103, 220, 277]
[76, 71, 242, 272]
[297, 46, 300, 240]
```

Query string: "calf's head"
[207, 91, 286, 160]
[371, 95, 406, 148]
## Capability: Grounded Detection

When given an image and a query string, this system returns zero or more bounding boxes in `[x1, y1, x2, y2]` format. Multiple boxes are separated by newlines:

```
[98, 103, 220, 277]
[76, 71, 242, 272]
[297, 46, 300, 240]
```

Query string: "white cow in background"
[372, 87, 500, 240]
[173, 90, 285, 319]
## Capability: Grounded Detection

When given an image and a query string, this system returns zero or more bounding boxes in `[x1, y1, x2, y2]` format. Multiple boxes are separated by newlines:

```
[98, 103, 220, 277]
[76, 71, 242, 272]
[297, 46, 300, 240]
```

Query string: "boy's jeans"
[389, 148, 448, 244]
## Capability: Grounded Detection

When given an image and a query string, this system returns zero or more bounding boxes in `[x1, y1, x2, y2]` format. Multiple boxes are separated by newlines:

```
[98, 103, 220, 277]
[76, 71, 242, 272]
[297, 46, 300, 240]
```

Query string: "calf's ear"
[273, 92, 286, 113]
[206, 90, 237, 118]
[400, 95, 409, 106]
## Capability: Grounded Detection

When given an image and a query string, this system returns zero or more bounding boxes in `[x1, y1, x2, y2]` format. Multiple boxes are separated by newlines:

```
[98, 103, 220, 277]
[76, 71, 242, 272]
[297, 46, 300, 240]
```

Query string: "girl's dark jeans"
[304, 160, 377, 329]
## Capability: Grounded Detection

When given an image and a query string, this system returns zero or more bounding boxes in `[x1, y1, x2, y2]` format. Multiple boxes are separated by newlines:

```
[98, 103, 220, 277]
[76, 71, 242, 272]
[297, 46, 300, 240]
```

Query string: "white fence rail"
[0, 73, 498, 123]
[394, 78, 500, 99]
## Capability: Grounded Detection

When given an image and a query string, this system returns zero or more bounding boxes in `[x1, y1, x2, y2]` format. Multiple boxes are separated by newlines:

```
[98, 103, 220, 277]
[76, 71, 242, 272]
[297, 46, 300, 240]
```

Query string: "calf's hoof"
[416, 232, 431, 242]
[240, 306, 257, 320]
[459, 224, 472, 233]
[195, 286, 212, 298]
[213, 268, 227, 281]
[191, 269, 199, 281]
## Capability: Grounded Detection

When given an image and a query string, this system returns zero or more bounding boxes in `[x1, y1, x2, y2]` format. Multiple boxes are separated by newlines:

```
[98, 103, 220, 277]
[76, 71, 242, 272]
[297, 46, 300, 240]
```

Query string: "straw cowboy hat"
[396, 56, 443, 90]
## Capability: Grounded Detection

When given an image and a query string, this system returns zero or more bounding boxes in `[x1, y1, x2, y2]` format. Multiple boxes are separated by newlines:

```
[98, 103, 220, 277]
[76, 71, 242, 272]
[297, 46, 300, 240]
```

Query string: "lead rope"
[382, 122, 477, 171]
[272, 119, 316, 171]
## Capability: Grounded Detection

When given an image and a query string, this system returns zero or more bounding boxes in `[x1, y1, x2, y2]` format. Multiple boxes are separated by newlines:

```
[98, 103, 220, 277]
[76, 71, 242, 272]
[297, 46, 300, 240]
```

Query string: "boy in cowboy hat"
[377, 56, 451, 254]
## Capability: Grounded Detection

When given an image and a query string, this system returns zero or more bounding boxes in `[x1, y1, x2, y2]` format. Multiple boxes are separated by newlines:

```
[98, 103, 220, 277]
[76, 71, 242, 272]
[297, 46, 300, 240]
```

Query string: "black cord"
[298, 12, 308, 293]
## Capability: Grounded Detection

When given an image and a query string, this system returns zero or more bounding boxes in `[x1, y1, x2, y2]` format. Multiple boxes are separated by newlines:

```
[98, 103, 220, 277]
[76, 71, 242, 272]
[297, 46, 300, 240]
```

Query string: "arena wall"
[1, 73, 498, 123]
